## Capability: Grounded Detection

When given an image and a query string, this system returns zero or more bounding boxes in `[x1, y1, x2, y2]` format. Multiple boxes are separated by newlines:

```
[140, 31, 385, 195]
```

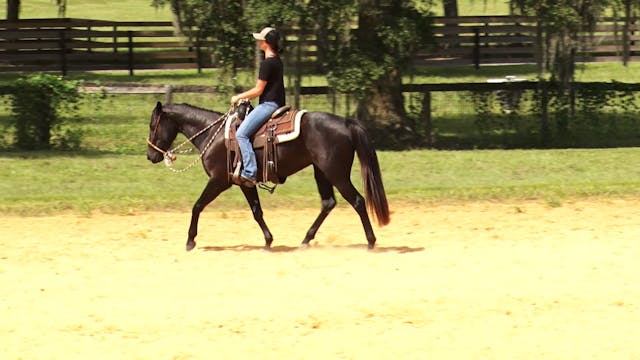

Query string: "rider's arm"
[231, 79, 267, 105]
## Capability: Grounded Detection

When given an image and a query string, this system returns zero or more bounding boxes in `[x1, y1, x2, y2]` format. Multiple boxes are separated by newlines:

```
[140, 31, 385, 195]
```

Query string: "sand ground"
[1, 199, 639, 359]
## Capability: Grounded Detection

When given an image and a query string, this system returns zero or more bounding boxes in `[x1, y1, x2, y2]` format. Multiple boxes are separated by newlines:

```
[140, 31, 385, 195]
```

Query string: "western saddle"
[225, 104, 305, 190]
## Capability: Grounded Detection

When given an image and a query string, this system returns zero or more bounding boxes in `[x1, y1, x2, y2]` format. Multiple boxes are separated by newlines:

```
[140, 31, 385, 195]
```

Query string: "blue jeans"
[236, 101, 278, 179]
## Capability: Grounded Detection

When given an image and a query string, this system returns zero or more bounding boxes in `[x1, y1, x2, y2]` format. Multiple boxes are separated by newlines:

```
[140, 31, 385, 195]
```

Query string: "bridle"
[147, 107, 234, 173]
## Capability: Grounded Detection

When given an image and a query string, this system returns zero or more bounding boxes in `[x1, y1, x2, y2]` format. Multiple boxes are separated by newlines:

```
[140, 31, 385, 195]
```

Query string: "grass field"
[1, 147, 639, 215]
[0, 0, 172, 21]
[2, 1, 639, 215]
[1, 0, 511, 19]
[1, 62, 640, 216]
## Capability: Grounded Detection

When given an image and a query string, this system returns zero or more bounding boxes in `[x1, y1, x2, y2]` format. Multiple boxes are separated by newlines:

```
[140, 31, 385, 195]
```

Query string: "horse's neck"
[173, 112, 219, 151]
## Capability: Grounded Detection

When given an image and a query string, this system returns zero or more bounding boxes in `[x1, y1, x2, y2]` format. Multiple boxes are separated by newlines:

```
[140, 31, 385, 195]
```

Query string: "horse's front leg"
[187, 177, 230, 251]
[240, 186, 273, 250]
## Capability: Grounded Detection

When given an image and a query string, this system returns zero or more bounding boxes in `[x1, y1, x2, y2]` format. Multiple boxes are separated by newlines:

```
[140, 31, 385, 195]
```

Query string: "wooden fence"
[2, 16, 640, 74]
[5, 80, 636, 145]
[0, 18, 214, 74]
[418, 16, 640, 67]
[2, 80, 639, 148]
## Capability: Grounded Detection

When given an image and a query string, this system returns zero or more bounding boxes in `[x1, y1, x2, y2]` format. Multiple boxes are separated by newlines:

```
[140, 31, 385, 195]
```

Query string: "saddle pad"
[225, 109, 307, 148]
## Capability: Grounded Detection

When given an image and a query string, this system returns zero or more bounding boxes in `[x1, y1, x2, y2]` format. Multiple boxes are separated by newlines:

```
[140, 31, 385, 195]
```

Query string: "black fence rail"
[2, 80, 639, 148]
[0, 18, 214, 74]
[4, 16, 640, 74]
[419, 16, 640, 67]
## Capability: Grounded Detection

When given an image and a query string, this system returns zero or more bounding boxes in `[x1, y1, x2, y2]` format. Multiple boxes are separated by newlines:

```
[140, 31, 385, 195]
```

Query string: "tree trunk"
[315, 18, 329, 73]
[169, 0, 184, 36]
[443, 0, 458, 17]
[356, 68, 406, 129]
[355, 0, 406, 136]
[623, 0, 631, 66]
[357, 0, 378, 50]
[442, 0, 459, 48]
[7, 0, 20, 21]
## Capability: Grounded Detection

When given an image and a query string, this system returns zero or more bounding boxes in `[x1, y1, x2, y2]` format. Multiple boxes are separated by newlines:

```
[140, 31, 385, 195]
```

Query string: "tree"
[327, 0, 431, 145]
[7, 0, 20, 21]
[511, 0, 608, 85]
[55, 0, 67, 17]
[245, 0, 354, 102]
[443, 0, 458, 16]
[10, 74, 81, 150]
[155, 0, 431, 147]
[9, 0, 69, 18]
[153, 0, 253, 89]
[152, 0, 184, 36]
[305, 0, 356, 73]
[611, 0, 640, 65]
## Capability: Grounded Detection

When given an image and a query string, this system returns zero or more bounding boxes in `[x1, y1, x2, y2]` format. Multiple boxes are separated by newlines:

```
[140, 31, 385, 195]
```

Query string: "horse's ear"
[154, 101, 163, 114]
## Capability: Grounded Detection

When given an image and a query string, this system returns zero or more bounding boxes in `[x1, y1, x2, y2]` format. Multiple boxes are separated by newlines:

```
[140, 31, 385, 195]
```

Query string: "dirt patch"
[2, 199, 639, 359]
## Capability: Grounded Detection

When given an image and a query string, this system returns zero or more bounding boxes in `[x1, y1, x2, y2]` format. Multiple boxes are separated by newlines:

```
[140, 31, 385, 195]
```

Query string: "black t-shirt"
[258, 56, 285, 107]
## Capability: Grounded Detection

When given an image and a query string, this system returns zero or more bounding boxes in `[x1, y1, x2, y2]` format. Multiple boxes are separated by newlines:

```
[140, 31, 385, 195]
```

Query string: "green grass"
[1, 0, 171, 21]
[2, 1, 640, 215]
[411, 62, 640, 83]
[1, 148, 639, 215]
[2, 62, 640, 153]
[3, 62, 640, 91]
[2, 0, 511, 19]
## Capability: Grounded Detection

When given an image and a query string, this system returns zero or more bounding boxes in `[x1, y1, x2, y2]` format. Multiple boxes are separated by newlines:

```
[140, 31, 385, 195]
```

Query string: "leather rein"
[147, 107, 233, 173]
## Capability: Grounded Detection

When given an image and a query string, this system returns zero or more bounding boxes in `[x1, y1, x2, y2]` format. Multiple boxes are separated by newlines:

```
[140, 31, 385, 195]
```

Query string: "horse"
[146, 101, 390, 251]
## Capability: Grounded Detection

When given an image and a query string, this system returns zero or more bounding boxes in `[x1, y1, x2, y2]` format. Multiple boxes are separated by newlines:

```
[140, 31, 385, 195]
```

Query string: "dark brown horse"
[146, 102, 389, 251]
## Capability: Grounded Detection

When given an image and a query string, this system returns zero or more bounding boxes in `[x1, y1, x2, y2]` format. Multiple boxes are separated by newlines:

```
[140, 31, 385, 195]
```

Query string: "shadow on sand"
[200, 244, 424, 254]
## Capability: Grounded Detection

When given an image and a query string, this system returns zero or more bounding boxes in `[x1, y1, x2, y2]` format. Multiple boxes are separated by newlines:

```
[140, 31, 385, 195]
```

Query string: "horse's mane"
[166, 103, 224, 124]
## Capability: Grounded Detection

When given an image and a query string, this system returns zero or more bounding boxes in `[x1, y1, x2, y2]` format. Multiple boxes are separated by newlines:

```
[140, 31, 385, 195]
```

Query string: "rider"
[231, 27, 285, 187]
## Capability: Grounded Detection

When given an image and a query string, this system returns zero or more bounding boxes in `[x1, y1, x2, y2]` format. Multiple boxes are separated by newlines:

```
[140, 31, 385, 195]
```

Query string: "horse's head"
[147, 102, 179, 164]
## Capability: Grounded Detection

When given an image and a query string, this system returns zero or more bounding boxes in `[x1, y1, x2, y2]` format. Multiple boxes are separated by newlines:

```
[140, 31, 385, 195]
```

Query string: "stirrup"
[240, 175, 257, 187]
[258, 182, 277, 194]
[231, 162, 242, 184]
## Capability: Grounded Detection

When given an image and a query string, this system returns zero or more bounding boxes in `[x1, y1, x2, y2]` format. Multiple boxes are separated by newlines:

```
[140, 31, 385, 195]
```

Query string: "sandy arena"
[1, 199, 639, 359]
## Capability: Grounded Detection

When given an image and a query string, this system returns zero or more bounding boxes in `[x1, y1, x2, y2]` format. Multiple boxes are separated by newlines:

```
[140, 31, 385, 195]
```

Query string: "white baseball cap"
[252, 27, 275, 40]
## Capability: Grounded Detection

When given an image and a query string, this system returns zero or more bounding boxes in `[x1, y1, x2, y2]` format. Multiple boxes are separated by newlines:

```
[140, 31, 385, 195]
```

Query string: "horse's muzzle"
[147, 151, 164, 164]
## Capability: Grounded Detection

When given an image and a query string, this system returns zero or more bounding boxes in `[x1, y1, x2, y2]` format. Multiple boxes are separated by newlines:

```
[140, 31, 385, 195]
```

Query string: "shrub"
[10, 73, 82, 150]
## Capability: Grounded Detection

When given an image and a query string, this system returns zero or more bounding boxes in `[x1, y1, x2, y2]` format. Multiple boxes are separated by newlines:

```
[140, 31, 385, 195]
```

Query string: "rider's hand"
[230, 95, 239, 106]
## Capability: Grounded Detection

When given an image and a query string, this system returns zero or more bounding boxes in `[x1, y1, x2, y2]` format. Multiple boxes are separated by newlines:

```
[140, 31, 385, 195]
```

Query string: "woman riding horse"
[230, 27, 285, 188]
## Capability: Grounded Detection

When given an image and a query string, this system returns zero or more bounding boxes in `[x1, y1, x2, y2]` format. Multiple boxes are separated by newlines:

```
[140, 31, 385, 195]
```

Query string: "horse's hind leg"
[301, 166, 336, 247]
[240, 186, 274, 250]
[187, 178, 229, 251]
[333, 179, 377, 249]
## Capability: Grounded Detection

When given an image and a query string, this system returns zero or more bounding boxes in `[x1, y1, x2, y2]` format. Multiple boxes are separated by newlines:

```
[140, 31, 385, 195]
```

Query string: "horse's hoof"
[367, 243, 375, 250]
[186, 241, 196, 251]
[299, 242, 310, 249]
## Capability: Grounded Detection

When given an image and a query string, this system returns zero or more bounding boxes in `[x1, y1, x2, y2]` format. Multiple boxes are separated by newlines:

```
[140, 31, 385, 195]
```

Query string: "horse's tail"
[349, 119, 390, 226]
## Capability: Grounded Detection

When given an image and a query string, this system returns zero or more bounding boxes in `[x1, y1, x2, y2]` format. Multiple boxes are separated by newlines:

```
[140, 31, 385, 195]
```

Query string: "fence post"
[113, 26, 118, 54]
[59, 30, 67, 76]
[127, 30, 134, 76]
[535, 20, 544, 78]
[87, 26, 92, 53]
[195, 39, 202, 74]
[346, 93, 351, 118]
[569, 48, 576, 119]
[422, 91, 432, 148]
[539, 81, 550, 146]
[294, 24, 304, 109]
[473, 28, 480, 69]
[165, 85, 173, 104]
[331, 90, 336, 115]
[623, 3, 631, 66]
